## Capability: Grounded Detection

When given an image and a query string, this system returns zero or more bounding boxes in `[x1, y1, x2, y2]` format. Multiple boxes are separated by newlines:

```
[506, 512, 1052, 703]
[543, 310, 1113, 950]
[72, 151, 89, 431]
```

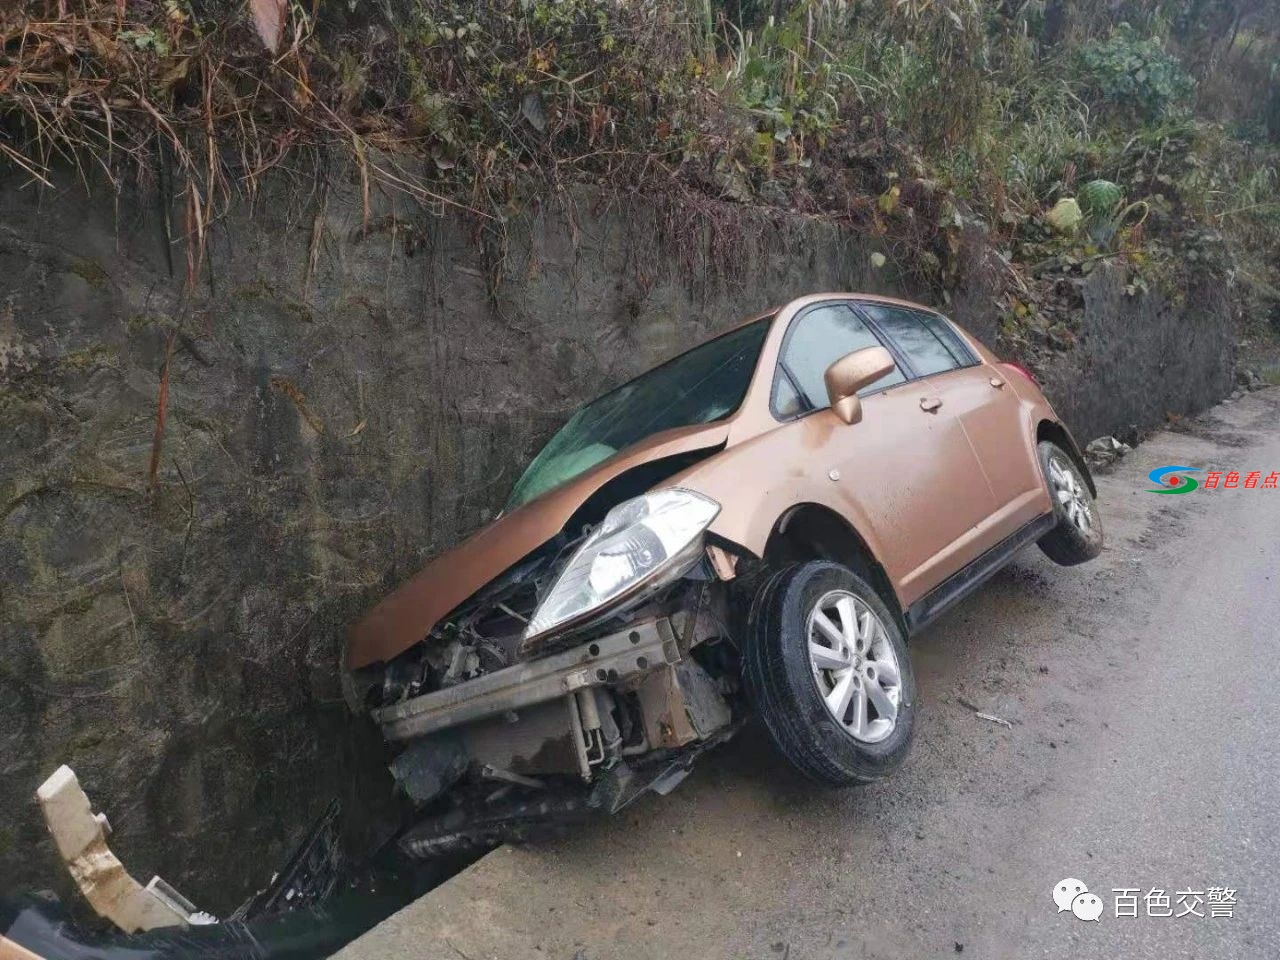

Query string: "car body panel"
[951, 364, 1044, 505]
[347, 292, 1075, 670]
[667, 382, 998, 606]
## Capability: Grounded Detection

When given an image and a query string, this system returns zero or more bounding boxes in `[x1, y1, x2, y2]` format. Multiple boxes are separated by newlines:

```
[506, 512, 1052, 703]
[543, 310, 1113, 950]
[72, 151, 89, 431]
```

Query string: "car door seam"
[956, 415, 1000, 505]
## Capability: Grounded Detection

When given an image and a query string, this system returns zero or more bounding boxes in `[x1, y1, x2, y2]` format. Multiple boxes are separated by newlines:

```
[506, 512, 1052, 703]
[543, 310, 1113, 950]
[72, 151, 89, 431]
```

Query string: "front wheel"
[744, 561, 915, 785]
[1036, 441, 1104, 566]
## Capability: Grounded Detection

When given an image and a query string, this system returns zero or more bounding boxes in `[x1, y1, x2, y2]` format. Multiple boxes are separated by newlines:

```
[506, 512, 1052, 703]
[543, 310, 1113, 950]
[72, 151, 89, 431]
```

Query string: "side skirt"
[904, 512, 1057, 637]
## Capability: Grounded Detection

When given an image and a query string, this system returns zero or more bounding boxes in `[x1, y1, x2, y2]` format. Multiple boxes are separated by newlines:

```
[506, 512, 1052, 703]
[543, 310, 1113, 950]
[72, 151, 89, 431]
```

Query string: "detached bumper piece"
[34, 766, 215, 935]
[6, 790, 456, 960]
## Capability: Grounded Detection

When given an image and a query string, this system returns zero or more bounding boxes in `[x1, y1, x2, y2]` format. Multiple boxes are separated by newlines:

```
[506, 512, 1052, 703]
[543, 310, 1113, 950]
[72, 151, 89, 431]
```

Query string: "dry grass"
[0, 1, 491, 291]
[4, 1, 1276, 315]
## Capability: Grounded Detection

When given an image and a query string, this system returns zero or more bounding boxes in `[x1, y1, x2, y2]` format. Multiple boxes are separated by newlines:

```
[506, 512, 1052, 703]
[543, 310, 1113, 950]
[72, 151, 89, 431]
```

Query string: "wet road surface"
[339, 389, 1280, 960]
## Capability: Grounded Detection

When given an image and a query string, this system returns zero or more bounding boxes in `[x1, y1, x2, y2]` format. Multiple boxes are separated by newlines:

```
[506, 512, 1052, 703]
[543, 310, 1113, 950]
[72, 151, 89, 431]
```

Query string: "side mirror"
[824, 346, 896, 425]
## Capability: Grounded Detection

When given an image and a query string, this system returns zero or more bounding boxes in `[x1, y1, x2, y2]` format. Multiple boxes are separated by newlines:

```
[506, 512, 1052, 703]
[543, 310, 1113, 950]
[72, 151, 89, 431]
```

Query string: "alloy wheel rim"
[1048, 454, 1094, 534]
[806, 590, 902, 744]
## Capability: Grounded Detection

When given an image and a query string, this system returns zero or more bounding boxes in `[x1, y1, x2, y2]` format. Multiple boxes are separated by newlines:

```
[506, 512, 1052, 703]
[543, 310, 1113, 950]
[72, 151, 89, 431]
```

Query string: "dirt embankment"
[0, 169, 1237, 910]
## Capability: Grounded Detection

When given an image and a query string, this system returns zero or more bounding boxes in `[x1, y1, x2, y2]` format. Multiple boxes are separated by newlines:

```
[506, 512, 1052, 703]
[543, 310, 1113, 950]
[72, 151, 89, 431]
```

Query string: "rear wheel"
[1036, 440, 1103, 566]
[744, 561, 915, 785]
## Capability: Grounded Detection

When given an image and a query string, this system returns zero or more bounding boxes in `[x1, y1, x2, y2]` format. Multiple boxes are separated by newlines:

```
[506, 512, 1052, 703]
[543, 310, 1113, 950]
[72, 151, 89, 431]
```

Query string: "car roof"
[762, 292, 937, 321]
[726, 292, 938, 334]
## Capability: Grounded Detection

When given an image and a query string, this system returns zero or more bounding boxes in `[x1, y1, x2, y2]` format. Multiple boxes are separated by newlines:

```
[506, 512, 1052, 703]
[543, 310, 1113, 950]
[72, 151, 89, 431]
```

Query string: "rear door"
[773, 302, 997, 604]
[854, 302, 1045, 548]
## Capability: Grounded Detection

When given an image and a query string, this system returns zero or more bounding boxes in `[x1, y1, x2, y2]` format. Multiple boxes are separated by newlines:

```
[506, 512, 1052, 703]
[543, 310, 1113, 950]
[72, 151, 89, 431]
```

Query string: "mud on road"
[339, 389, 1280, 960]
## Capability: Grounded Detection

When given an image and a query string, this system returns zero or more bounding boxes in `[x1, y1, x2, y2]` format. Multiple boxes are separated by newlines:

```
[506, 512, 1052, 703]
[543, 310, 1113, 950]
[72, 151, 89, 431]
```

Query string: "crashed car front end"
[350, 487, 746, 858]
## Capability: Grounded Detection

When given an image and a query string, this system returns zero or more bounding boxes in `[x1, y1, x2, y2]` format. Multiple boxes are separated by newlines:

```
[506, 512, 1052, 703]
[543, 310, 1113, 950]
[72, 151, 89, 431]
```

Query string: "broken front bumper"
[368, 589, 740, 854]
[370, 616, 684, 742]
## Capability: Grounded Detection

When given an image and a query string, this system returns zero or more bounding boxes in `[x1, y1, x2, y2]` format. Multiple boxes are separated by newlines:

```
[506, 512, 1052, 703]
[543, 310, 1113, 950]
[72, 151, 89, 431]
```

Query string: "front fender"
[661, 442, 892, 582]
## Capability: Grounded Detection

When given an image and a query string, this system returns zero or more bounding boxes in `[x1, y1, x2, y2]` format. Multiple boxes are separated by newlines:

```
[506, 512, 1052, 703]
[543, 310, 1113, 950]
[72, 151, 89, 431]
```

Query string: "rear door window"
[773, 303, 906, 417]
[856, 304, 976, 378]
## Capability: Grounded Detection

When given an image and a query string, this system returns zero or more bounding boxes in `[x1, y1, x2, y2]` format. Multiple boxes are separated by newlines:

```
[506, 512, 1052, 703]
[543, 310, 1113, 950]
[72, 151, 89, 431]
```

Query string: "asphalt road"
[339, 388, 1280, 960]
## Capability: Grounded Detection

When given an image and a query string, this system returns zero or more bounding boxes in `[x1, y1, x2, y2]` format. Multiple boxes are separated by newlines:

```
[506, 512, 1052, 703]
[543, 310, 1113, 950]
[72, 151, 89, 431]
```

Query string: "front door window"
[855, 304, 975, 377]
[773, 304, 905, 418]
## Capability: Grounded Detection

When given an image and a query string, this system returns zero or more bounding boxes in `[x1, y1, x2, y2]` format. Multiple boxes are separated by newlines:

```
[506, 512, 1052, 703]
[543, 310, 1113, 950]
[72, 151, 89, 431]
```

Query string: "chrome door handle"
[920, 396, 942, 412]
[989, 377, 1005, 388]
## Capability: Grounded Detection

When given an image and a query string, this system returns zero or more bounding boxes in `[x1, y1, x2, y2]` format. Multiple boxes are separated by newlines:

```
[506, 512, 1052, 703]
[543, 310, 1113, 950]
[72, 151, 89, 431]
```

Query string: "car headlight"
[523, 488, 720, 641]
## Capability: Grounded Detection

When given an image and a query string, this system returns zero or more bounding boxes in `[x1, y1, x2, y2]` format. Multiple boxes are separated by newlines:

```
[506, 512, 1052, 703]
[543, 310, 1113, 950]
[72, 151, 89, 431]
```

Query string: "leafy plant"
[1077, 179, 1149, 249]
[1074, 25, 1196, 123]
[1045, 197, 1083, 235]
[1078, 179, 1124, 219]
[720, 10, 845, 167]
[117, 26, 171, 55]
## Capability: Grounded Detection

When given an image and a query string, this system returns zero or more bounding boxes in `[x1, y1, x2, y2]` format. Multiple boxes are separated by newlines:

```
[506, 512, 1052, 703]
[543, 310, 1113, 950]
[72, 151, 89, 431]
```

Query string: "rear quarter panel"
[953, 329, 1077, 503]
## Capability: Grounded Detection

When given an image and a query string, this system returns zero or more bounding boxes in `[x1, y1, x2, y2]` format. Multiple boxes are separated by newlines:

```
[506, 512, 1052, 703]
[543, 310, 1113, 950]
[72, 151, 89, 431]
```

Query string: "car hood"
[346, 422, 731, 669]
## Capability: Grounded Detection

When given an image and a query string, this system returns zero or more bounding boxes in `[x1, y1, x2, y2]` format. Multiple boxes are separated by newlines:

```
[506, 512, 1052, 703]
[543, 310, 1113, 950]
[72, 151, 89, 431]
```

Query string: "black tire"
[1036, 440, 1104, 566]
[743, 561, 915, 785]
